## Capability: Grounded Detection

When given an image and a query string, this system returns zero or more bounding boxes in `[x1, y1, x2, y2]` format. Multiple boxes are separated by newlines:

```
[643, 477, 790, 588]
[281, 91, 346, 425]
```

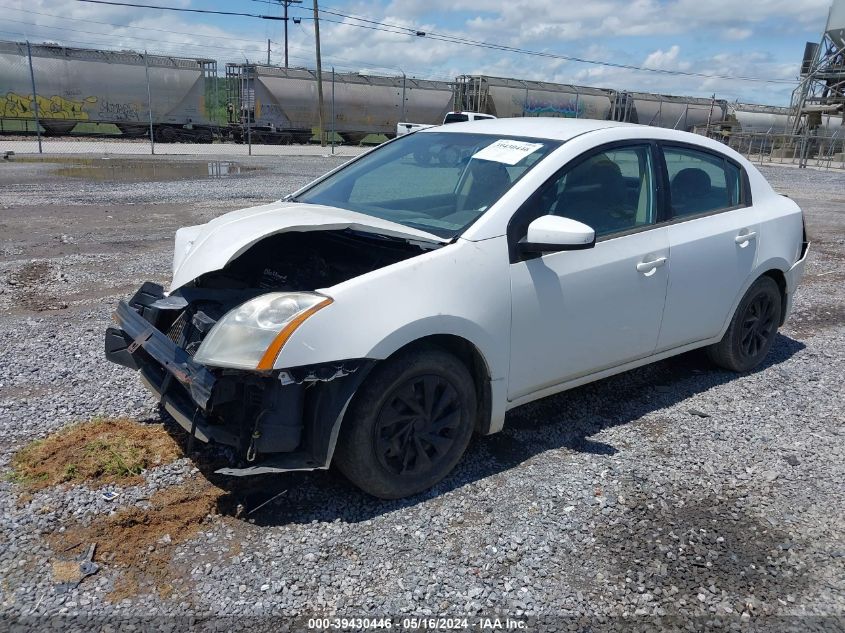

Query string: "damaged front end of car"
[105, 225, 438, 475]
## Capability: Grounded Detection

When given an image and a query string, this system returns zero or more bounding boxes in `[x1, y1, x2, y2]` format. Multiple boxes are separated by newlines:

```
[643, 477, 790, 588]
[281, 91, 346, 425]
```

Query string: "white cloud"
[723, 27, 753, 41]
[642, 45, 691, 71]
[3, 0, 270, 63]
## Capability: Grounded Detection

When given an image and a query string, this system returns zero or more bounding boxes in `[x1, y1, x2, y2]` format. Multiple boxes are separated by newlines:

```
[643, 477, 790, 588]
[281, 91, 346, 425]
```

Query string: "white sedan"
[106, 118, 809, 498]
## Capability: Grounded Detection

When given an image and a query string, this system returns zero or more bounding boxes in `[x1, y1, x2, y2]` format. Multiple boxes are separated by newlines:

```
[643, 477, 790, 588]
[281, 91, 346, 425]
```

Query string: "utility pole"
[313, 0, 325, 146]
[282, 0, 302, 69]
[267, 39, 270, 65]
[143, 50, 155, 154]
[705, 93, 716, 138]
[25, 41, 42, 154]
[401, 71, 406, 122]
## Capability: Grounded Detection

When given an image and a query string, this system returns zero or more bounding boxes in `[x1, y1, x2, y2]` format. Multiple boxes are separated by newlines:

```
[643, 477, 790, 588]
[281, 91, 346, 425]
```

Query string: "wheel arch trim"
[363, 321, 506, 436]
[717, 258, 791, 337]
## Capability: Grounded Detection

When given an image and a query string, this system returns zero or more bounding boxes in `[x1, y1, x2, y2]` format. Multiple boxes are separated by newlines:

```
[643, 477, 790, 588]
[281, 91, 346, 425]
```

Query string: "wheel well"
[386, 335, 493, 435]
[761, 269, 788, 325]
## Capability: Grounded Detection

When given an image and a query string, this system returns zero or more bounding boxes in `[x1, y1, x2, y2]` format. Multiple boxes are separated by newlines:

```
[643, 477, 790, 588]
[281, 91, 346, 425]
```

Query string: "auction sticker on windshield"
[472, 139, 546, 165]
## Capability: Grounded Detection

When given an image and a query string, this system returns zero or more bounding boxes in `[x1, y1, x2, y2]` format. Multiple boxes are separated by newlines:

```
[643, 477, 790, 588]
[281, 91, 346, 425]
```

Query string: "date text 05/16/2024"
[306, 617, 527, 630]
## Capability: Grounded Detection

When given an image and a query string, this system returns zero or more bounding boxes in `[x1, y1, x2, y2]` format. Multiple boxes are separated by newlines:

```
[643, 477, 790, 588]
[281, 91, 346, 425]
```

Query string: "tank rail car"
[0, 40, 217, 142]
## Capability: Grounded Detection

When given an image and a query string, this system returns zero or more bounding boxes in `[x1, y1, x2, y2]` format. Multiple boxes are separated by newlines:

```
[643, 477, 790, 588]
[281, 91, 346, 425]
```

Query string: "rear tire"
[334, 348, 476, 499]
[707, 276, 781, 372]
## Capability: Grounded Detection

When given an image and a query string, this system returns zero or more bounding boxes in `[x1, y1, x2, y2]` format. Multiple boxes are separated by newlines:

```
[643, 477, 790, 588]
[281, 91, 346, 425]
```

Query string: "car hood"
[170, 200, 447, 290]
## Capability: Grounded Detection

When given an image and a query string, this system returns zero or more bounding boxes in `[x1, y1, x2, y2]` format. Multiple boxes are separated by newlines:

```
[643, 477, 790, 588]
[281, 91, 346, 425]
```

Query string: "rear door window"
[663, 146, 743, 218]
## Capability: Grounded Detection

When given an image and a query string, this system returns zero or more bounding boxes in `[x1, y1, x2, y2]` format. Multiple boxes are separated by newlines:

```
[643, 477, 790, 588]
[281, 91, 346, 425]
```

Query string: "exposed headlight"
[193, 292, 332, 370]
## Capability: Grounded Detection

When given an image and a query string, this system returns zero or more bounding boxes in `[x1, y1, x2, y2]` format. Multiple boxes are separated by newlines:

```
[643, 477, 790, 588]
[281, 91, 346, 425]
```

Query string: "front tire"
[707, 276, 781, 372]
[334, 348, 476, 499]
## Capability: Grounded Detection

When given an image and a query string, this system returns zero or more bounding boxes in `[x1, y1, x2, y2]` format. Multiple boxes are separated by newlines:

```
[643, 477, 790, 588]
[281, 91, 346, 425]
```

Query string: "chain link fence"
[715, 131, 845, 170]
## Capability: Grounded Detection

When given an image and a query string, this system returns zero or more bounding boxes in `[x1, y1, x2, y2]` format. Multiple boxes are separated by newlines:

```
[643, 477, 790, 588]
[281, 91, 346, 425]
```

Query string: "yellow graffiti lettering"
[1, 92, 96, 120]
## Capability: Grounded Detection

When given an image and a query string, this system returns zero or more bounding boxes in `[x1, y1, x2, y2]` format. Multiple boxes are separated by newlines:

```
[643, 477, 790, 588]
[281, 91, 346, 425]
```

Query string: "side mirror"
[519, 215, 596, 255]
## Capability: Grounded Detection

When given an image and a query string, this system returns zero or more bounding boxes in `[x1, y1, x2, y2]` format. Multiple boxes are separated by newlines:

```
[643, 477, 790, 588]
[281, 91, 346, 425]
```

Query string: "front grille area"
[166, 310, 190, 346]
[165, 308, 215, 358]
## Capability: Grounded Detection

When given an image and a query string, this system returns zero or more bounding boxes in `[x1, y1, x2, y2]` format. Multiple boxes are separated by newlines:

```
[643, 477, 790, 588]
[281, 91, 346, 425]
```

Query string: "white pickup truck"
[396, 111, 496, 137]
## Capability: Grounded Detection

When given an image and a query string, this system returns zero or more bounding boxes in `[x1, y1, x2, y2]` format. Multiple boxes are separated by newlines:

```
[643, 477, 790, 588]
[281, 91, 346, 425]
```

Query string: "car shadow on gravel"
[178, 333, 806, 526]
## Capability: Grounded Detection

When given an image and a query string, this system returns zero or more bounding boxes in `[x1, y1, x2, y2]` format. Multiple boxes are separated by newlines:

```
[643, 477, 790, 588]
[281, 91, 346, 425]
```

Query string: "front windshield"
[295, 132, 560, 238]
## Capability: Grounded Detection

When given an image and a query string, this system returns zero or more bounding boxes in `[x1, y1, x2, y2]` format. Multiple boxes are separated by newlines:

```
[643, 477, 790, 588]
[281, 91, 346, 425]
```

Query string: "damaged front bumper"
[105, 282, 373, 475]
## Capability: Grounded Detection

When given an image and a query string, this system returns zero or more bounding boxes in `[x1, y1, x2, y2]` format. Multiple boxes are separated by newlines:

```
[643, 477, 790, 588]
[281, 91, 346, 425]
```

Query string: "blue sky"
[3, 0, 837, 105]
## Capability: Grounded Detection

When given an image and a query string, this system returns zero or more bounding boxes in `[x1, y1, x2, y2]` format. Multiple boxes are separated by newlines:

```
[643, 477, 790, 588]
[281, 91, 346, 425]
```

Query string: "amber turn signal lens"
[256, 298, 333, 371]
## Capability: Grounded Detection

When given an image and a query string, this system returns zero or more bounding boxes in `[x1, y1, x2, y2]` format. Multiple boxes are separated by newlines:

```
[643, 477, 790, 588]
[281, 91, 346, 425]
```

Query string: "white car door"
[655, 144, 760, 351]
[508, 143, 670, 401]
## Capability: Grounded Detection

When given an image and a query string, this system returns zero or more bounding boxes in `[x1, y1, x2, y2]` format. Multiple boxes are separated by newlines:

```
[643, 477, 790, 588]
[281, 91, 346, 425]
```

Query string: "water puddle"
[24, 158, 259, 182]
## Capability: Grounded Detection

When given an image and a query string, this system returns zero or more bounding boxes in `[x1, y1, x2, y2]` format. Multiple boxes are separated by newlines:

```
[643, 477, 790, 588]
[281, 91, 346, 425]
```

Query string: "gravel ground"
[0, 156, 843, 631]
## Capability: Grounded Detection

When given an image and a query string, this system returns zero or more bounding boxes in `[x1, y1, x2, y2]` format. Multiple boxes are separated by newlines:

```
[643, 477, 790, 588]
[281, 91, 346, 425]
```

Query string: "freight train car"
[611, 90, 728, 130]
[453, 75, 613, 121]
[729, 102, 843, 134]
[698, 103, 843, 138]
[0, 40, 216, 141]
[727, 103, 793, 134]
[226, 64, 454, 143]
[453, 74, 732, 131]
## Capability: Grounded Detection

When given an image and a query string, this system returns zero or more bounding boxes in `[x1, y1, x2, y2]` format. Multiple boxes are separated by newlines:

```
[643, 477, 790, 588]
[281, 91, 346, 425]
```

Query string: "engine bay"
[192, 229, 433, 293]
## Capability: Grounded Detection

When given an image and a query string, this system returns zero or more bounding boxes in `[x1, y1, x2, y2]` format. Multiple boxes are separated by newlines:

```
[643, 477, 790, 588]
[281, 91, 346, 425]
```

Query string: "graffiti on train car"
[256, 100, 288, 122]
[98, 99, 141, 122]
[519, 96, 585, 118]
[1, 92, 97, 119]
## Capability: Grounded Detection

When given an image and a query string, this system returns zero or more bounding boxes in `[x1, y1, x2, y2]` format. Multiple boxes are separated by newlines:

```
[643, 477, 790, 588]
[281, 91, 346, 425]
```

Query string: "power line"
[2, 16, 265, 49]
[7, 1, 432, 76]
[0, 24, 263, 59]
[73, 0, 285, 20]
[0, 18, 434, 79]
[0, 28, 298, 65]
[0, 4, 278, 46]
[1, 5, 433, 78]
[284, 23, 453, 80]
[38, 0, 798, 85]
[1, 4, 335, 63]
[289, 3, 797, 85]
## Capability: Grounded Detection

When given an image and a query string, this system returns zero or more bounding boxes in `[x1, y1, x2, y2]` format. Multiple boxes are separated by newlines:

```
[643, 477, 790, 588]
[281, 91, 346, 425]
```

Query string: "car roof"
[423, 116, 661, 141]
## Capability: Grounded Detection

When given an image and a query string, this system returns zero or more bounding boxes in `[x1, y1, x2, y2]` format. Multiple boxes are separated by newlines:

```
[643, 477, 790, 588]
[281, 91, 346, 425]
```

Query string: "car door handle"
[636, 257, 667, 273]
[735, 231, 757, 245]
